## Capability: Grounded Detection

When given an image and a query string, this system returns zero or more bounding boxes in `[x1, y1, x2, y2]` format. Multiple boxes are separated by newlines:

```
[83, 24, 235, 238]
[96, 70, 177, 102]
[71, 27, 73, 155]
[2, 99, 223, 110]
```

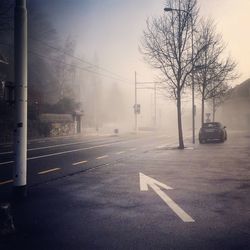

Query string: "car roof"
[202, 122, 222, 127]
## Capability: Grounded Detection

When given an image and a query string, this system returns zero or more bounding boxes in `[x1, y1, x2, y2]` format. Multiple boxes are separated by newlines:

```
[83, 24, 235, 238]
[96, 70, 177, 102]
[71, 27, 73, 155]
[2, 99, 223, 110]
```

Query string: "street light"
[164, 7, 195, 144]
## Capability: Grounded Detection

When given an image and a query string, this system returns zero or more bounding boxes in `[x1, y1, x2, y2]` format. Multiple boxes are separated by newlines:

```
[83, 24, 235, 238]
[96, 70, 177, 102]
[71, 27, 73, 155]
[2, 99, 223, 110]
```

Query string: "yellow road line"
[0, 160, 14, 166]
[116, 151, 125, 155]
[0, 179, 13, 185]
[96, 155, 108, 160]
[38, 168, 60, 175]
[72, 160, 88, 166]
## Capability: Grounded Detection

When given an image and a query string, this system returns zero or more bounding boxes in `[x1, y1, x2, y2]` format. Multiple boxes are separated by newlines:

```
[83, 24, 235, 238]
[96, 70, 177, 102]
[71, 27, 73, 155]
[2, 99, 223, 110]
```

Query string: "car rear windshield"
[203, 122, 221, 128]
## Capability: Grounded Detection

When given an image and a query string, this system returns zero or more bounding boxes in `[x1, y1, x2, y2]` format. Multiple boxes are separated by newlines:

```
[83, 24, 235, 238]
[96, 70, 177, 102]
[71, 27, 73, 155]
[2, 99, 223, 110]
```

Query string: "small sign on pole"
[133, 104, 141, 114]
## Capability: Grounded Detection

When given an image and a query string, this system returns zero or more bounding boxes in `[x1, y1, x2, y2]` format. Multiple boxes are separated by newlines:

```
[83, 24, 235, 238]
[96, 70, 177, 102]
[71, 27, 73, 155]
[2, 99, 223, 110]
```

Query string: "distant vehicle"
[199, 122, 227, 143]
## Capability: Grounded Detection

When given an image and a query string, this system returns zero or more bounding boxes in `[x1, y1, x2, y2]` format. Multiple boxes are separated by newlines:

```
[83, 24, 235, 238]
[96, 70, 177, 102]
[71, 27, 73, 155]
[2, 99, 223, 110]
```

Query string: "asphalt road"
[0, 130, 250, 249]
[0, 133, 176, 190]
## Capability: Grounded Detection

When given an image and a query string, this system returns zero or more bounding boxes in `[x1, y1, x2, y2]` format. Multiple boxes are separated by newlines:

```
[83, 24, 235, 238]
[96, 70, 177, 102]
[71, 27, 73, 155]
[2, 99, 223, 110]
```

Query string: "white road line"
[156, 135, 168, 139]
[0, 160, 14, 166]
[156, 144, 167, 149]
[38, 168, 60, 175]
[0, 139, 107, 155]
[0, 137, 174, 166]
[156, 140, 178, 149]
[96, 155, 108, 160]
[0, 151, 12, 155]
[0, 179, 13, 185]
[27, 143, 114, 161]
[116, 151, 125, 155]
[28, 141, 92, 151]
[72, 160, 88, 166]
[0, 141, 121, 165]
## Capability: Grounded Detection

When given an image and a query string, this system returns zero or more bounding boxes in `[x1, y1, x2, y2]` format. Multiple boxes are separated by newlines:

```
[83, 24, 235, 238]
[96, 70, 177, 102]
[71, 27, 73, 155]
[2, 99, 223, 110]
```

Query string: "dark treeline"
[0, 1, 80, 140]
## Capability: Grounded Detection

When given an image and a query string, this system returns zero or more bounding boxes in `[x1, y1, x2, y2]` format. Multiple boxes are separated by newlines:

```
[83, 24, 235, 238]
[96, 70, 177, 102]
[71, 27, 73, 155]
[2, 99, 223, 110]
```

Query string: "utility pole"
[154, 82, 157, 128]
[212, 97, 215, 122]
[13, 0, 28, 198]
[135, 75, 161, 130]
[191, 14, 195, 144]
[134, 71, 137, 133]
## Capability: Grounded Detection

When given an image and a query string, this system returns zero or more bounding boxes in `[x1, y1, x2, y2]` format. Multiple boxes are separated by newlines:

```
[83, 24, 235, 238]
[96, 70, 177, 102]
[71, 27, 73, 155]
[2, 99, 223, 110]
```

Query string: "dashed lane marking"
[116, 151, 125, 155]
[129, 148, 137, 151]
[0, 179, 13, 185]
[0, 151, 12, 155]
[38, 168, 60, 175]
[72, 160, 88, 166]
[96, 155, 108, 160]
[0, 160, 14, 166]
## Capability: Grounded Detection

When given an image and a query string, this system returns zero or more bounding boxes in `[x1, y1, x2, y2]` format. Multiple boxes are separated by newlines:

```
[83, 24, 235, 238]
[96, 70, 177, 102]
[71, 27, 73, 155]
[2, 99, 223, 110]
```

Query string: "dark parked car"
[199, 122, 227, 143]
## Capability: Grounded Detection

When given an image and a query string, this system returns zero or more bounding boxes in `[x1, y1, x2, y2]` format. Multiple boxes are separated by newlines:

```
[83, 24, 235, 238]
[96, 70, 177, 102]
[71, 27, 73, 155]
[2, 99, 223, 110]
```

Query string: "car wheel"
[220, 136, 225, 143]
[199, 138, 205, 144]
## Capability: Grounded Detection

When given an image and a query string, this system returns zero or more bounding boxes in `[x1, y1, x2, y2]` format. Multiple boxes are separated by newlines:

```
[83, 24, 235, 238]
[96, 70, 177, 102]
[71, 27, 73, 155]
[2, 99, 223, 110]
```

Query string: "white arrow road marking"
[139, 173, 195, 223]
[140, 173, 173, 191]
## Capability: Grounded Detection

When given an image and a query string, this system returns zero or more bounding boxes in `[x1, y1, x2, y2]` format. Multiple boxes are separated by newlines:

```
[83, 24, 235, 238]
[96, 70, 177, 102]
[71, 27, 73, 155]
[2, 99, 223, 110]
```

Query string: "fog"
[25, 0, 250, 133]
[2, 0, 248, 137]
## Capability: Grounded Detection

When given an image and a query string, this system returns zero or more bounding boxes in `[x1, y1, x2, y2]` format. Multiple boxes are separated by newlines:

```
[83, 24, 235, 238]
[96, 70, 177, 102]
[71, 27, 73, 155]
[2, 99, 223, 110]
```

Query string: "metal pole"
[191, 14, 195, 144]
[212, 97, 215, 122]
[134, 71, 137, 133]
[154, 83, 157, 128]
[13, 0, 28, 198]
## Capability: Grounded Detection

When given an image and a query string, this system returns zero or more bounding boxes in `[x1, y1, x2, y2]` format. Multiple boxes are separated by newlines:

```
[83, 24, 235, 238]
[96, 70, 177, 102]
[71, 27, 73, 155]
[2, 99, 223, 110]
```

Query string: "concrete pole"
[154, 83, 157, 129]
[134, 71, 137, 133]
[13, 0, 28, 198]
[212, 97, 215, 122]
[191, 14, 195, 144]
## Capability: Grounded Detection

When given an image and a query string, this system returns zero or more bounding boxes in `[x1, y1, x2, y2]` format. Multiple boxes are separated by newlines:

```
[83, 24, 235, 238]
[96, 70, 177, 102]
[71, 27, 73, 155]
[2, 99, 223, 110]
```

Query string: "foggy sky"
[31, 0, 249, 85]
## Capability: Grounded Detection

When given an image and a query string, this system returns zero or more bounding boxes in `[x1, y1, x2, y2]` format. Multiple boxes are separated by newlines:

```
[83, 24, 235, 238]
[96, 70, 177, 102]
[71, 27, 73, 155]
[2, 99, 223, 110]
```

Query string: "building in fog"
[217, 79, 250, 130]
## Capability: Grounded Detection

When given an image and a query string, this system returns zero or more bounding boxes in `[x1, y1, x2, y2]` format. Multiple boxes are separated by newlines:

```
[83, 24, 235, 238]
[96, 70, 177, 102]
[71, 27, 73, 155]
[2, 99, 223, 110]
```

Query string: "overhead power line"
[29, 36, 131, 83]
[29, 50, 132, 85]
[0, 41, 132, 85]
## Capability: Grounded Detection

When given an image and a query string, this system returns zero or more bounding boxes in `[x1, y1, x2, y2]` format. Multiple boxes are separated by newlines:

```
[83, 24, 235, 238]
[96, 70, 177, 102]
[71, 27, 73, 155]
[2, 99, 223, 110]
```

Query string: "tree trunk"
[201, 97, 205, 126]
[177, 90, 184, 149]
[212, 97, 215, 122]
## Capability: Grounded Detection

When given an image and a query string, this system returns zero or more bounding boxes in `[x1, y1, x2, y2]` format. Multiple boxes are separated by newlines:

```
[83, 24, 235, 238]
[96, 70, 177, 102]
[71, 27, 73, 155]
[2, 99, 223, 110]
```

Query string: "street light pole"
[190, 14, 195, 144]
[164, 6, 195, 144]
[13, 0, 28, 198]
[154, 82, 157, 128]
[134, 71, 137, 133]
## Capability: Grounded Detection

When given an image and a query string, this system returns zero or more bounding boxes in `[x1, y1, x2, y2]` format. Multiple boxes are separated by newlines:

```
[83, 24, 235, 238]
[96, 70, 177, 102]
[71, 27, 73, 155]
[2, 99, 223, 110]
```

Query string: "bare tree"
[141, 0, 198, 149]
[208, 84, 232, 122]
[194, 19, 237, 125]
[0, 0, 13, 33]
[55, 36, 77, 100]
